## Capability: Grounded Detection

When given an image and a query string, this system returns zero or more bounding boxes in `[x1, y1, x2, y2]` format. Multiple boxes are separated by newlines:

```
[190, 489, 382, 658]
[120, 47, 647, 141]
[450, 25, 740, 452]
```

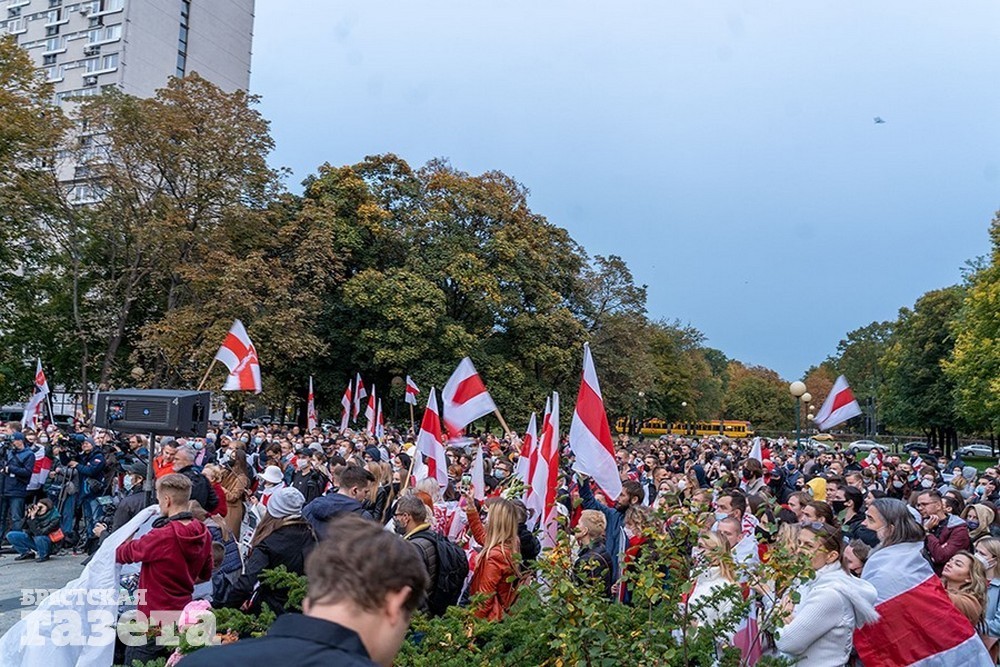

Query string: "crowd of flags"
[19, 319, 866, 535]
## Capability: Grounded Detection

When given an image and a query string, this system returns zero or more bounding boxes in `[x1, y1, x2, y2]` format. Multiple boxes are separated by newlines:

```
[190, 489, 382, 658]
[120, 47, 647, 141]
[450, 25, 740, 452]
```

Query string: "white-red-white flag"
[415, 388, 449, 489]
[365, 388, 377, 435]
[405, 376, 420, 406]
[569, 343, 622, 499]
[22, 358, 50, 430]
[352, 373, 366, 422]
[515, 412, 537, 490]
[525, 399, 549, 526]
[534, 392, 560, 547]
[375, 399, 385, 440]
[441, 357, 498, 437]
[340, 382, 352, 433]
[214, 319, 262, 394]
[307, 376, 318, 431]
[813, 375, 863, 431]
[471, 442, 486, 501]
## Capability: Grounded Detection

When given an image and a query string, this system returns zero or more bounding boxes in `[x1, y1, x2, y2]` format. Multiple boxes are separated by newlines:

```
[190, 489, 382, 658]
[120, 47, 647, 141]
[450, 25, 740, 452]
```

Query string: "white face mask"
[677, 480, 687, 491]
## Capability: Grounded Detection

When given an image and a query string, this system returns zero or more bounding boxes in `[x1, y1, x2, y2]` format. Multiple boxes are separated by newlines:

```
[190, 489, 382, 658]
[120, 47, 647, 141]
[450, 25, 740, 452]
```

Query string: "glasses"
[799, 521, 836, 534]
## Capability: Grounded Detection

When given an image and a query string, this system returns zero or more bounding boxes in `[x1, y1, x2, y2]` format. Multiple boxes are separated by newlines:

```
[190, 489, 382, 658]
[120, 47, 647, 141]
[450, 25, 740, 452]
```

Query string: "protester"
[941, 551, 988, 628]
[687, 531, 739, 629]
[917, 489, 972, 575]
[578, 475, 644, 580]
[114, 473, 213, 665]
[110, 461, 154, 531]
[220, 486, 316, 614]
[774, 521, 878, 665]
[464, 489, 522, 620]
[856, 497, 993, 665]
[172, 444, 219, 513]
[180, 515, 428, 667]
[5, 497, 61, 562]
[303, 465, 375, 539]
[4, 432, 39, 533]
[572, 509, 613, 598]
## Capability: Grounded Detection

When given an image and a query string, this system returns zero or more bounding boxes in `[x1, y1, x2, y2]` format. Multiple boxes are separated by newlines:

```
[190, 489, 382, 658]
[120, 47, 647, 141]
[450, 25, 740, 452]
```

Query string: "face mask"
[296, 459, 308, 471]
[921, 479, 933, 489]
[881, 471, 890, 480]
[892, 481, 904, 489]
[393, 518, 408, 536]
[714, 511, 729, 522]
[786, 463, 795, 471]
[968, 519, 981, 531]
[977, 554, 996, 570]
[123, 476, 135, 492]
[240, 436, 249, 443]
[193, 442, 203, 451]
[254, 437, 263, 445]
[391, 482, 401, 494]
[977, 486, 987, 496]
[677, 480, 687, 491]
[39, 437, 49, 444]
[495, 470, 507, 480]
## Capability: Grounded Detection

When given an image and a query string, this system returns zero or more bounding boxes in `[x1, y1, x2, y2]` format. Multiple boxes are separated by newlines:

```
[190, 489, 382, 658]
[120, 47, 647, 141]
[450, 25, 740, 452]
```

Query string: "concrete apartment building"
[1, 0, 255, 201]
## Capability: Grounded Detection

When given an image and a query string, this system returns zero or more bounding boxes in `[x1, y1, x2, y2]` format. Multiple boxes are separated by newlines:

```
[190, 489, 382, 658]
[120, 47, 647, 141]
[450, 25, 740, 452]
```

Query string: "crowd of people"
[4, 416, 1000, 665]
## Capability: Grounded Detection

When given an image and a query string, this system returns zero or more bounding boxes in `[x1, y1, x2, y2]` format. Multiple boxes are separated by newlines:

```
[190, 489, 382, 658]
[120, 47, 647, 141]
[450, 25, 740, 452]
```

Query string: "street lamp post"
[789, 381, 807, 448]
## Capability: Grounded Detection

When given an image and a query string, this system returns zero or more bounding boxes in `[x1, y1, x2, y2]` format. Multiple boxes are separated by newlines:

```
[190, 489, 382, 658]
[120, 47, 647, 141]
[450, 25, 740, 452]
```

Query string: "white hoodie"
[775, 563, 880, 666]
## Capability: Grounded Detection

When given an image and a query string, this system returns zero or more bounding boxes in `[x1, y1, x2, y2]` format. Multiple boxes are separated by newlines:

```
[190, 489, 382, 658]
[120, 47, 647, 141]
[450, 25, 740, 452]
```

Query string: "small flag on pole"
[515, 412, 537, 490]
[414, 388, 448, 489]
[340, 382, 352, 433]
[307, 376, 318, 431]
[812, 375, 863, 431]
[352, 374, 366, 422]
[365, 388, 377, 435]
[214, 320, 262, 394]
[405, 376, 420, 406]
[22, 358, 50, 430]
[569, 343, 622, 499]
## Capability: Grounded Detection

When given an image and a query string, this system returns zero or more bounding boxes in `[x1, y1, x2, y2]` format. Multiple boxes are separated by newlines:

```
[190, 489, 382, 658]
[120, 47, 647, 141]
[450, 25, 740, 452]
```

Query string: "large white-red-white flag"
[569, 343, 622, 499]
[515, 412, 537, 490]
[813, 375, 863, 431]
[214, 319, 261, 394]
[352, 374, 366, 422]
[470, 441, 486, 501]
[414, 388, 449, 489]
[22, 358, 50, 430]
[532, 392, 560, 547]
[405, 376, 420, 406]
[441, 357, 498, 438]
[307, 376, 318, 431]
[365, 388, 377, 435]
[339, 382, 352, 433]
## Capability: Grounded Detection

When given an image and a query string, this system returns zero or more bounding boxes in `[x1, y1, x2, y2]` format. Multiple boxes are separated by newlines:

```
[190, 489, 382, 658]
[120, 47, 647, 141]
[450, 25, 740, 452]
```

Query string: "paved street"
[0, 547, 87, 635]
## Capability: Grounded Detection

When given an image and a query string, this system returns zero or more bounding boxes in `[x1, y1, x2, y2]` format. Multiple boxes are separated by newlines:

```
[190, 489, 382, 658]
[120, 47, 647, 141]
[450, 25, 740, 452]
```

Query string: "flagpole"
[196, 358, 217, 391]
[409, 402, 415, 433]
[401, 448, 418, 493]
[493, 408, 513, 438]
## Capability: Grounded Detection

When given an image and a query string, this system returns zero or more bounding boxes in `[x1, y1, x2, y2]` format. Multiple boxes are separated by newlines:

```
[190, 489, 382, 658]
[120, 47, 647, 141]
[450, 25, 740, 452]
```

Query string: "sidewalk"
[0, 548, 87, 635]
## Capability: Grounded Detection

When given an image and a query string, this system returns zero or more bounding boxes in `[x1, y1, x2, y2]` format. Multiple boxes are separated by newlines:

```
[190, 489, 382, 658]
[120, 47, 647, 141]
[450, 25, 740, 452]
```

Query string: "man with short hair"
[172, 444, 218, 512]
[303, 465, 375, 540]
[393, 495, 437, 613]
[579, 476, 644, 581]
[916, 489, 970, 575]
[115, 473, 213, 665]
[181, 515, 428, 666]
[153, 439, 177, 479]
[715, 490, 759, 566]
[3, 432, 37, 533]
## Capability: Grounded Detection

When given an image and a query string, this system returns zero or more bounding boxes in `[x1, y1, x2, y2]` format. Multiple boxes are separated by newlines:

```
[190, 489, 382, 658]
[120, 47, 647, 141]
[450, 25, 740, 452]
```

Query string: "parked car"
[957, 443, 994, 458]
[849, 439, 887, 453]
[901, 441, 929, 454]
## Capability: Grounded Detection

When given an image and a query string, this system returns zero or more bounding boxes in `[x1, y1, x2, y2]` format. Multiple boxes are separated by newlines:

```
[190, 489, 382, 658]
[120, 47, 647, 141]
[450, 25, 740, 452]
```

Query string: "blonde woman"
[463, 488, 522, 620]
[976, 537, 1000, 658]
[941, 550, 988, 629]
[687, 531, 740, 629]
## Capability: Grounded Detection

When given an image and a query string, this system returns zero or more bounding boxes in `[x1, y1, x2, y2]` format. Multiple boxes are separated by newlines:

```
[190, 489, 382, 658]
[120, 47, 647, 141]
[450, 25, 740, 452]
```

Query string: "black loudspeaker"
[95, 389, 211, 437]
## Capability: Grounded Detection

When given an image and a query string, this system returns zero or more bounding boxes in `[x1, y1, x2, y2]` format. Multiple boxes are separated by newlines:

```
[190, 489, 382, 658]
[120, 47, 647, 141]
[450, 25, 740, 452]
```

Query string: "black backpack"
[413, 531, 469, 616]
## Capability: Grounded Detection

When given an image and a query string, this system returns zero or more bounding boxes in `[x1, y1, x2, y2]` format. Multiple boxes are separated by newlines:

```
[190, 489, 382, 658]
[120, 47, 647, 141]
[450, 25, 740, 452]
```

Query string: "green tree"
[946, 212, 1000, 436]
[723, 361, 791, 431]
[880, 287, 965, 449]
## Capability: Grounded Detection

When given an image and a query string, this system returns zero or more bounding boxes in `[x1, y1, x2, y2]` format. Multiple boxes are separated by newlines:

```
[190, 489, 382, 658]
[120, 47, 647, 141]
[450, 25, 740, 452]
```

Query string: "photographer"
[6, 497, 61, 562]
[68, 436, 106, 539]
[3, 432, 39, 533]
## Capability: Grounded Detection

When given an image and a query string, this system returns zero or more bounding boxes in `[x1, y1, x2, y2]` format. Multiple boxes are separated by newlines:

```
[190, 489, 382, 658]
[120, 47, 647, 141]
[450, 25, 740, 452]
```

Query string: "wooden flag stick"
[493, 408, 513, 438]
[196, 358, 217, 391]
[401, 446, 418, 492]
[409, 402, 415, 433]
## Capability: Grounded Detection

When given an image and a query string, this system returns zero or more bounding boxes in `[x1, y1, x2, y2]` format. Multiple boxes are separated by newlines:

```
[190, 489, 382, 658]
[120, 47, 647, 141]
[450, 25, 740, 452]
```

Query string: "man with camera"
[6, 498, 61, 562]
[68, 436, 106, 540]
[3, 432, 39, 534]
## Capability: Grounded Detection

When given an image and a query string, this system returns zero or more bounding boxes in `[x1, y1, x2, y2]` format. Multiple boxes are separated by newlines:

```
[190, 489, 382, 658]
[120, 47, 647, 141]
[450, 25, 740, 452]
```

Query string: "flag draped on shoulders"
[854, 540, 993, 666]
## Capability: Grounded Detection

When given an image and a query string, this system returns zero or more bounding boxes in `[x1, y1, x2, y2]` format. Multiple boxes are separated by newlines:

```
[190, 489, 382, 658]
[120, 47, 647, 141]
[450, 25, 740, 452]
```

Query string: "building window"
[45, 25, 59, 36]
[45, 8, 61, 24]
[44, 36, 64, 52]
[43, 53, 56, 64]
[6, 17, 24, 33]
[49, 0, 62, 7]
[100, 0, 122, 12]
[87, 23, 119, 44]
[101, 52, 117, 70]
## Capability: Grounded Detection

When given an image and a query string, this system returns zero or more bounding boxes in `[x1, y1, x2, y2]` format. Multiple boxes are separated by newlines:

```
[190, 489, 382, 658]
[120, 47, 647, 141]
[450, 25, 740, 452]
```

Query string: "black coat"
[112, 490, 155, 532]
[224, 520, 317, 614]
[174, 465, 218, 513]
[178, 614, 377, 667]
[574, 539, 614, 598]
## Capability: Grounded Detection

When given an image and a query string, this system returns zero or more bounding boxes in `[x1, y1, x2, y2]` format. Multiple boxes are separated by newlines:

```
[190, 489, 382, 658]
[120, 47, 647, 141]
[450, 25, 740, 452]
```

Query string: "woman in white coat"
[775, 521, 879, 666]
[687, 530, 741, 630]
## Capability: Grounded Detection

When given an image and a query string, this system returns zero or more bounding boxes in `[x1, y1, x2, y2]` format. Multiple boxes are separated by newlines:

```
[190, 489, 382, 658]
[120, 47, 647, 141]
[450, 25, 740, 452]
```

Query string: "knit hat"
[365, 446, 381, 462]
[267, 486, 305, 519]
[10, 432, 25, 443]
[260, 465, 284, 485]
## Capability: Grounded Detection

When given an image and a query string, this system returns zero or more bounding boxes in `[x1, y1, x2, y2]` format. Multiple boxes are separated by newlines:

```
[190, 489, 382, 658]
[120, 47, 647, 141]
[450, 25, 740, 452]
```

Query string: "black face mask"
[831, 500, 847, 514]
[391, 482, 401, 494]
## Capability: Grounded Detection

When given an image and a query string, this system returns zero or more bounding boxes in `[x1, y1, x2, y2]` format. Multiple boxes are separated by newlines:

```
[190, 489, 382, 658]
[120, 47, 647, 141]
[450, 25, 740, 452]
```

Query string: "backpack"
[413, 531, 469, 616]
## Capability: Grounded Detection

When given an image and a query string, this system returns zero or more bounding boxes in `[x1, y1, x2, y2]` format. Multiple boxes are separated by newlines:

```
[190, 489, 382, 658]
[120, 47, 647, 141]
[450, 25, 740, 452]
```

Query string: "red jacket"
[210, 481, 228, 517]
[116, 517, 213, 621]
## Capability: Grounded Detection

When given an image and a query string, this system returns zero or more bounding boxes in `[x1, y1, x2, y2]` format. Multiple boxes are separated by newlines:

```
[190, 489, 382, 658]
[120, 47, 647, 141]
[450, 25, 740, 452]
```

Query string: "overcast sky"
[250, 1, 1000, 380]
